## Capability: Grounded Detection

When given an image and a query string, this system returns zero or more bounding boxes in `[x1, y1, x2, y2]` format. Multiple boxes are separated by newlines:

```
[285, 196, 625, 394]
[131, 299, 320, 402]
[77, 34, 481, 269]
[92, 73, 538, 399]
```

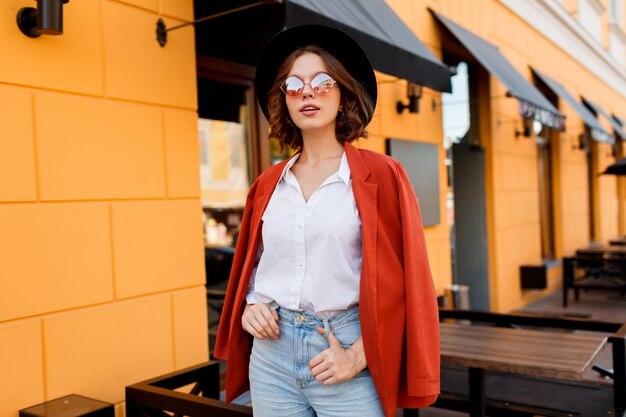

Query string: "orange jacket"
[214, 142, 440, 417]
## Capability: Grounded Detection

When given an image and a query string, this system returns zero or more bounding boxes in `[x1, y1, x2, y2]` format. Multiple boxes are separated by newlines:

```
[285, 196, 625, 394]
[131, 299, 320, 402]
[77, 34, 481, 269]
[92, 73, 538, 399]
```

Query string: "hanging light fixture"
[397, 82, 423, 114]
[17, 0, 70, 38]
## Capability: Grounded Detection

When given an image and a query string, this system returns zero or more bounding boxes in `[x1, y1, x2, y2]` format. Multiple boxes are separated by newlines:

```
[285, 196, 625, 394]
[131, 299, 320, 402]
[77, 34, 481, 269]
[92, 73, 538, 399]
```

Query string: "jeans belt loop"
[322, 318, 330, 338]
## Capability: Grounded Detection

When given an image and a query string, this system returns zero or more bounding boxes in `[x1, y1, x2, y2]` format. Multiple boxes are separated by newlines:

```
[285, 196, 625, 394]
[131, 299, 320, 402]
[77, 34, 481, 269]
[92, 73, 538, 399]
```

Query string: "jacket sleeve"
[213, 178, 259, 360]
[395, 162, 440, 402]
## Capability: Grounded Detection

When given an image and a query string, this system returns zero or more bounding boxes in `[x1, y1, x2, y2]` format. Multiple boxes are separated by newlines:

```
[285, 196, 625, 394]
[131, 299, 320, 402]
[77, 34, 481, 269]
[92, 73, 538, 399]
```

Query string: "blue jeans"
[249, 303, 384, 417]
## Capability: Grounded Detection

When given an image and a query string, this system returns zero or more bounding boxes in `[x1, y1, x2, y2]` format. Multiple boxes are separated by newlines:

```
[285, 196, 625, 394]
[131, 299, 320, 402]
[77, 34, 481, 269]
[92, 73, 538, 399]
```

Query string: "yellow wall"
[1, 0, 626, 415]
[0, 1, 206, 416]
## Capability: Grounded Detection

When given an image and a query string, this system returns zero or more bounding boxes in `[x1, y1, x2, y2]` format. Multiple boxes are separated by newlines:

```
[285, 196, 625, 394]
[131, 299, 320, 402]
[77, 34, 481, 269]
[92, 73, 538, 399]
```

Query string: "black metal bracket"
[126, 361, 252, 417]
[16, 0, 70, 38]
[156, 0, 277, 47]
[16, 7, 40, 38]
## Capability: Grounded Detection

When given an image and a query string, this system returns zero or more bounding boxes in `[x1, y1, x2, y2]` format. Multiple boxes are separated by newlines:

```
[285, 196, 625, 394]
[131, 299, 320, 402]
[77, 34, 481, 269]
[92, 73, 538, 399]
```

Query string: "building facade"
[0, 0, 625, 415]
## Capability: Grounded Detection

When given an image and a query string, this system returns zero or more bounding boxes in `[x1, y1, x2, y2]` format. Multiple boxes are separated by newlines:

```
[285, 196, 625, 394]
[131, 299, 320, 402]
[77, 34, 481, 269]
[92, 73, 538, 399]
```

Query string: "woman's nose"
[301, 83, 314, 97]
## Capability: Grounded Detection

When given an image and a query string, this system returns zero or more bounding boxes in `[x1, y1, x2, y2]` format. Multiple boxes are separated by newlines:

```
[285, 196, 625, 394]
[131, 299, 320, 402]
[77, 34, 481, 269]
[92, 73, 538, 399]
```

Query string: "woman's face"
[284, 53, 341, 135]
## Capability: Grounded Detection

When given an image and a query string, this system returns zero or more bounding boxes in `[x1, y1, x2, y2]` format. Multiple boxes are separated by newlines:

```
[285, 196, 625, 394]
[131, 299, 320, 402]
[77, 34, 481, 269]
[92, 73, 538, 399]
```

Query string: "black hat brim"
[255, 24, 377, 123]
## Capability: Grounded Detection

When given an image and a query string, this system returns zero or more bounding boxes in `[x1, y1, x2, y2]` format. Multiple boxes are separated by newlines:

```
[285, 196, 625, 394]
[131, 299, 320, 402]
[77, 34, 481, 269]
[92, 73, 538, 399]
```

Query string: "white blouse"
[246, 152, 362, 315]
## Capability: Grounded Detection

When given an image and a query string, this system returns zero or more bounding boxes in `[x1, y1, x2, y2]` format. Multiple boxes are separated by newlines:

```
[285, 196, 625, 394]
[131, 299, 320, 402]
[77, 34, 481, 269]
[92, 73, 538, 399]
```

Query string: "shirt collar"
[277, 151, 351, 185]
[277, 153, 301, 183]
[335, 152, 351, 184]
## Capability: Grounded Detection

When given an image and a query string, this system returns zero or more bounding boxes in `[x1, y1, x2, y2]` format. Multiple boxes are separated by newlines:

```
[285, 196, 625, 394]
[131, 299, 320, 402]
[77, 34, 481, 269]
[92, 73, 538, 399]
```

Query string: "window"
[608, 0, 626, 66]
[578, 0, 604, 42]
[610, 0, 623, 27]
[537, 127, 556, 260]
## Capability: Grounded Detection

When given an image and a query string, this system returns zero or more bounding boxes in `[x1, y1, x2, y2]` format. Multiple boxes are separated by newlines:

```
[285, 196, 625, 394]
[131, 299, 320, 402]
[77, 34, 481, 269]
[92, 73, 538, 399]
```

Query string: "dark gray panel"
[386, 139, 440, 227]
[452, 143, 490, 311]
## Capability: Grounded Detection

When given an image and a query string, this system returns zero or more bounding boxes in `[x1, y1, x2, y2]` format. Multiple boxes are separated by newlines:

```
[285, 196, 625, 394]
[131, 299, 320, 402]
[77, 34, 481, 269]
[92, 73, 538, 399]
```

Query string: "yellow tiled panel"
[495, 227, 519, 269]
[0, 0, 102, 95]
[386, 0, 413, 30]
[562, 214, 589, 255]
[436, 239, 452, 289]
[415, 3, 441, 49]
[160, 0, 194, 21]
[420, 92, 444, 144]
[112, 200, 205, 299]
[519, 156, 539, 190]
[564, 162, 588, 189]
[45, 295, 173, 403]
[355, 134, 385, 154]
[496, 265, 521, 313]
[492, 153, 519, 191]
[35, 91, 165, 200]
[172, 287, 209, 370]
[494, 190, 538, 230]
[521, 224, 542, 263]
[378, 81, 420, 141]
[525, 191, 540, 224]
[0, 85, 36, 202]
[114, 0, 158, 12]
[367, 111, 382, 138]
[164, 109, 201, 198]
[567, 188, 589, 216]
[493, 192, 512, 229]
[103, 2, 197, 108]
[425, 240, 439, 287]
[0, 320, 44, 417]
[0, 204, 113, 322]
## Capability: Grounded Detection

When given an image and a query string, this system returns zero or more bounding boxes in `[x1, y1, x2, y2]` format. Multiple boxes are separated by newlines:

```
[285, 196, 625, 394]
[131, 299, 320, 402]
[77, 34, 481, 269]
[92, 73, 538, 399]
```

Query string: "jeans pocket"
[332, 320, 362, 349]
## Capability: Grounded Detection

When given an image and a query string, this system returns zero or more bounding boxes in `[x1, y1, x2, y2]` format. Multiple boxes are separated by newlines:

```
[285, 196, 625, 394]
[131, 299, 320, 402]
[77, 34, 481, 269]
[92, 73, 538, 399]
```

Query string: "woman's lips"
[299, 104, 320, 116]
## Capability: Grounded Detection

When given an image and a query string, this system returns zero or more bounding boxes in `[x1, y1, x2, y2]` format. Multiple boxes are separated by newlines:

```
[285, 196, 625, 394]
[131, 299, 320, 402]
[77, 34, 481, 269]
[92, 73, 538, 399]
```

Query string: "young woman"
[214, 24, 440, 417]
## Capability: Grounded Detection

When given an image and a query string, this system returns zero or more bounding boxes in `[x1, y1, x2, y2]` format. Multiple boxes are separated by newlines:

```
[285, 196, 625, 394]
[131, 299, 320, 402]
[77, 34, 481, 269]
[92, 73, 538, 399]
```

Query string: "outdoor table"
[610, 237, 626, 246]
[439, 322, 607, 417]
[576, 246, 626, 257]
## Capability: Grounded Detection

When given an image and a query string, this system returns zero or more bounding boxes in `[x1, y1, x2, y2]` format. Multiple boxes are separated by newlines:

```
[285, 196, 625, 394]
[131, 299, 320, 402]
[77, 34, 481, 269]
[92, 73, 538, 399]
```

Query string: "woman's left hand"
[309, 329, 367, 385]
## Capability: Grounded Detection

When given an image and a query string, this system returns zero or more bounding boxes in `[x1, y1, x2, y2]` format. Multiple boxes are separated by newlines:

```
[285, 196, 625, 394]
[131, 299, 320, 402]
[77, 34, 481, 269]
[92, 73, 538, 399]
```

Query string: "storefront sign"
[518, 100, 565, 131]
[590, 127, 615, 144]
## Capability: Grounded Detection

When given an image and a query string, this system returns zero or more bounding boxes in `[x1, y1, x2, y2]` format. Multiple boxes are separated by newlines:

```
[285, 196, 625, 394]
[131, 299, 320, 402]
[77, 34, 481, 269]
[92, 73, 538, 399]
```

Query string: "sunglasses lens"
[282, 76, 304, 96]
[311, 73, 335, 95]
[281, 74, 336, 96]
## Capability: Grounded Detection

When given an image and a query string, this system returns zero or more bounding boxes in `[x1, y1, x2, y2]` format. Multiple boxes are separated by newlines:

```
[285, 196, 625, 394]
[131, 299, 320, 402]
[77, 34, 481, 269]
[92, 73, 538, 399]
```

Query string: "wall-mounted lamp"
[17, 0, 70, 38]
[514, 118, 541, 138]
[573, 134, 587, 151]
[396, 82, 423, 114]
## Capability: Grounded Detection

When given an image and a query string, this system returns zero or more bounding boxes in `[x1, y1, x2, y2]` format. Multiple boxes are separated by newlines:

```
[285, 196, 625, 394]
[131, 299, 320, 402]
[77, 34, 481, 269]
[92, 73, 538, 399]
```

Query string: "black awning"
[194, 0, 451, 92]
[283, 0, 451, 92]
[430, 11, 565, 131]
[603, 158, 626, 175]
[531, 68, 613, 143]
[582, 97, 626, 141]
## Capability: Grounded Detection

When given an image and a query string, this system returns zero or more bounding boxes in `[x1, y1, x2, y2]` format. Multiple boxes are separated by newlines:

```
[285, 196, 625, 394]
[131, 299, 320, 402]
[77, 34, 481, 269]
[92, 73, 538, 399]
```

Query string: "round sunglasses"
[280, 73, 336, 97]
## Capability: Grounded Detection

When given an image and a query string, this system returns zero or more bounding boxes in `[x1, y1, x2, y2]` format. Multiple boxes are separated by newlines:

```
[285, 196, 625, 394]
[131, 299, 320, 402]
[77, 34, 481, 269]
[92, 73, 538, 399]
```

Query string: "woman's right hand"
[242, 302, 280, 340]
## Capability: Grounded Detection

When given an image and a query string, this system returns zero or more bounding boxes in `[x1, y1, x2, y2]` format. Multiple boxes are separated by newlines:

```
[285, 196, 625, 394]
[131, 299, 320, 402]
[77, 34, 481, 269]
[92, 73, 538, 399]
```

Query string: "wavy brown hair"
[266, 45, 374, 151]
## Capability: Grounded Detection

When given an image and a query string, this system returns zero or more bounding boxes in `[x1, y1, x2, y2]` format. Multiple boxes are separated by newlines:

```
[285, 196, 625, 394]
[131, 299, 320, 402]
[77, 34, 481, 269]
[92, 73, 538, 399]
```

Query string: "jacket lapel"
[249, 160, 287, 243]
[232, 160, 287, 314]
[345, 143, 379, 325]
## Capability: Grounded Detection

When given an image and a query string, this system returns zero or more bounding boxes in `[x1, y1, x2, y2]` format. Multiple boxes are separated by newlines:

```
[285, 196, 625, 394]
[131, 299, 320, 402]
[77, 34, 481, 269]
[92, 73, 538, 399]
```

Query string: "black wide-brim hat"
[255, 24, 377, 123]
